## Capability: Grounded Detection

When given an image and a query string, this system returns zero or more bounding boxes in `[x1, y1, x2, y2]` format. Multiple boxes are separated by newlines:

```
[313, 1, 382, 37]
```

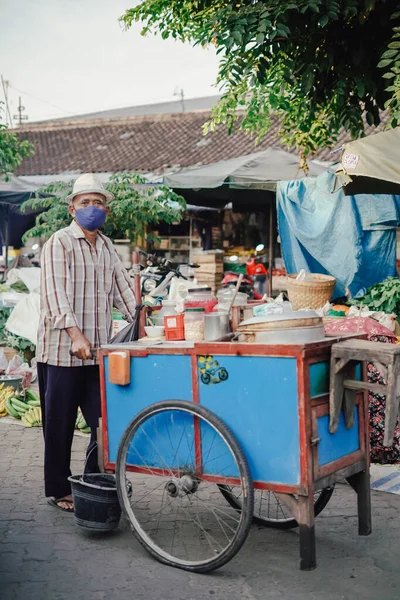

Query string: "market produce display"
[21, 407, 43, 428]
[76, 408, 91, 434]
[350, 278, 400, 319]
[4, 388, 42, 424]
[2, 385, 91, 434]
[0, 383, 15, 416]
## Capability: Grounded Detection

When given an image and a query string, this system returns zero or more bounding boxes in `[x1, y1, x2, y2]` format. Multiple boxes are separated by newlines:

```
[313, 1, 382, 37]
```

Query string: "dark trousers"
[37, 363, 101, 498]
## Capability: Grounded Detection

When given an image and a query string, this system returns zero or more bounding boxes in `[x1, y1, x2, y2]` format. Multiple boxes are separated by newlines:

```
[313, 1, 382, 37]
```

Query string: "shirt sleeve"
[41, 235, 79, 330]
[112, 251, 137, 321]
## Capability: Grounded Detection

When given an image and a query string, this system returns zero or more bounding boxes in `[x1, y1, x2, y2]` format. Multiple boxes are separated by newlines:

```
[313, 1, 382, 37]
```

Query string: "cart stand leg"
[298, 495, 316, 571]
[346, 470, 372, 536]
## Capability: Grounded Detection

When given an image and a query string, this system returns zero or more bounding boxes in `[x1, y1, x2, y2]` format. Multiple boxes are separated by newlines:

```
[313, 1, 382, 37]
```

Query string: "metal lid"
[188, 287, 212, 293]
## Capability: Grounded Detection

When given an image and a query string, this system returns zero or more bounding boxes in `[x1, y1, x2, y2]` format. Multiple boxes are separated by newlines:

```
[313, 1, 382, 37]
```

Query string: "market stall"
[0, 175, 45, 279]
[164, 148, 331, 296]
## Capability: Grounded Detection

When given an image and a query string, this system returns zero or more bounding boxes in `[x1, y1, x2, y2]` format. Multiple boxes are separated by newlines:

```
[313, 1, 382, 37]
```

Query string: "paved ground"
[1, 419, 400, 600]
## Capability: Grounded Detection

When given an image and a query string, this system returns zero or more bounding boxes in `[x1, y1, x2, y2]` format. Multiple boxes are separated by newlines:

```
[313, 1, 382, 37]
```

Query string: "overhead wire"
[7, 84, 74, 116]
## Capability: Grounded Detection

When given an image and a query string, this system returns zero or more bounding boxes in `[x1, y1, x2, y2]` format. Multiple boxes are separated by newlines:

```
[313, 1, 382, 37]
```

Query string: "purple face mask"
[74, 206, 107, 231]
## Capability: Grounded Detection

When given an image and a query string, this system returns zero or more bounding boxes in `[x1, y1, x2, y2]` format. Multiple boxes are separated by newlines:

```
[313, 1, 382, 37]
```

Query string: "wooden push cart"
[98, 337, 371, 573]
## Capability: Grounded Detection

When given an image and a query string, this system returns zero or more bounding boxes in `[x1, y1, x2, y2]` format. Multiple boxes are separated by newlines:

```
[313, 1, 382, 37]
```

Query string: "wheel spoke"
[116, 401, 253, 572]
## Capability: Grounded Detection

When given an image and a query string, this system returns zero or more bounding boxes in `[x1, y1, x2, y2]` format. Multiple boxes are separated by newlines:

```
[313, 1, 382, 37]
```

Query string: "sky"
[0, 0, 220, 124]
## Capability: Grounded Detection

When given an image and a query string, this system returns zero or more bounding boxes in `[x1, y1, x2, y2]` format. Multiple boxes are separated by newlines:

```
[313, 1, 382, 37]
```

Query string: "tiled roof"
[14, 110, 384, 177]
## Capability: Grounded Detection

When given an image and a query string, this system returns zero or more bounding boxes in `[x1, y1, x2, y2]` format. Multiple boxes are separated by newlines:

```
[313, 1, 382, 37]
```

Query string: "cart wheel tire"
[116, 400, 254, 573]
[218, 486, 335, 530]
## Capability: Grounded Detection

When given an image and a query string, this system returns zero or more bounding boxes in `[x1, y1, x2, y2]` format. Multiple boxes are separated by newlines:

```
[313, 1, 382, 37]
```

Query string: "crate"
[164, 314, 185, 341]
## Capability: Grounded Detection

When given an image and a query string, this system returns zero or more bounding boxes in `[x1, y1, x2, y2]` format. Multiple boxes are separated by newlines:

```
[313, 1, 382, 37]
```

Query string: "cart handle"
[69, 348, 99, 359]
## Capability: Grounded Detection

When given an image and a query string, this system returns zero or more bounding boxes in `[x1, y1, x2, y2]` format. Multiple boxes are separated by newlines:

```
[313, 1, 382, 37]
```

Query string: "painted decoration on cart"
[198, 355, 228, 385]
[198, 355, 301, 485]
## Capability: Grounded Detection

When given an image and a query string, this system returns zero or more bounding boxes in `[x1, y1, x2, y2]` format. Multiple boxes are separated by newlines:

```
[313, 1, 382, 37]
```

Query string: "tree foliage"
[122, 1, 400, 156]
[0, 103, 34, 177]
[22, 172, 186, 243]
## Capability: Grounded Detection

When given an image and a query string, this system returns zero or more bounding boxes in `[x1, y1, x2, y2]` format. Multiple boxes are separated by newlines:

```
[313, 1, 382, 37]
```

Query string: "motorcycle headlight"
[143, 278, 157, 292]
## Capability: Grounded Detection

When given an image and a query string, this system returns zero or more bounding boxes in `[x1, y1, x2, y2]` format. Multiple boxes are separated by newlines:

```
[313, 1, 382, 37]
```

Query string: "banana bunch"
[21, 406, 42, 427]
[4, 388, 42, 423]
[0, 383, 15, 417]
[25, 389, 41, 408]
[5, 395, 30, 419]
[75, 408, 91, 434]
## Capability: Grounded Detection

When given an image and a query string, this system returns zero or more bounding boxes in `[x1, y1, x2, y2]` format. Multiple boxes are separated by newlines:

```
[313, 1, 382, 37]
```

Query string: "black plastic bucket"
[68, 474, 121, 531]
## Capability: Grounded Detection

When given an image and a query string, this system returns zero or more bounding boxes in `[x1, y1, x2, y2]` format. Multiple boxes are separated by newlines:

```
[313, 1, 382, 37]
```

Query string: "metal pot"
[204, 313, 231, 342]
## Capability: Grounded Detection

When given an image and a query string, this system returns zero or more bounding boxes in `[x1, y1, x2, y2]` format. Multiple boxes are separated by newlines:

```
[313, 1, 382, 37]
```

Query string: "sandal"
[47, 497, 74, 513]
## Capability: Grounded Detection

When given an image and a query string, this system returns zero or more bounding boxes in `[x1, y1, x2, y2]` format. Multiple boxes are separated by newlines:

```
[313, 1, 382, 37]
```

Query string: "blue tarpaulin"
[277, 171, 400, 298]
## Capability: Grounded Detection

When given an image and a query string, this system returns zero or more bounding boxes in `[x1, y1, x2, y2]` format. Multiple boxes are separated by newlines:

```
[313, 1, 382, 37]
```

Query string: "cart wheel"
[218, 486, 335, 530]
[201, 373, 211, 384]
[116, 400, 254, 573]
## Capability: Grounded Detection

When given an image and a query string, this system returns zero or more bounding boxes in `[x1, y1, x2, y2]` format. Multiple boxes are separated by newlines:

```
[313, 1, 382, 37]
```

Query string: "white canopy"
[164, 148, 330, 191]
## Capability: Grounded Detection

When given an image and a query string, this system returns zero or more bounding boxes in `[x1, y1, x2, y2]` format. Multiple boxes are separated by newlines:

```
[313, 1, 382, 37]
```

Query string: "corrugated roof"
[28, 95, 222, 125]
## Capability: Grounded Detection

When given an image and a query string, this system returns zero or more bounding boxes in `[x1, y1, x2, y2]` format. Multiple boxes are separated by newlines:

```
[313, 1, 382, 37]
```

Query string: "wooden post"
[346, 470, 372, 536]
[268, 199, 274, 297]
[132, 250, 145, 339]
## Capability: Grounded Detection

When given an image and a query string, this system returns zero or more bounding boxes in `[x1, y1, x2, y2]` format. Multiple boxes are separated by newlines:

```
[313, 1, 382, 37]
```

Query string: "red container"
[184, 287, 217, 314]
[164, 314, 185, 341]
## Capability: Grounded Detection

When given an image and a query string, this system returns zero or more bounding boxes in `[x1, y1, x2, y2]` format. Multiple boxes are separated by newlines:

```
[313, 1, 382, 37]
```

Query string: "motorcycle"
[221, 246, 268, 300]
[132, 251, 199, 299]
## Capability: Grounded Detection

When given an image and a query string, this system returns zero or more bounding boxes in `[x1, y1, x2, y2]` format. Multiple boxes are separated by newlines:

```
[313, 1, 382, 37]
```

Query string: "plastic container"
[184, 287, 217, 313]
[216, 289, 248, 312]
[154, 300, 177, 326]
[164, 314, 185, 341]
[68, 473, 121, 531]
[184, 308, 205, 342]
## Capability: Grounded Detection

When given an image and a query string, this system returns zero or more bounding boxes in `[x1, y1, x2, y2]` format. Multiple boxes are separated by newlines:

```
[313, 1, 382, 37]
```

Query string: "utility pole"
[1, 75, 13, 127]
[13, 96, 28, 126]
[174, 87, 185, 113]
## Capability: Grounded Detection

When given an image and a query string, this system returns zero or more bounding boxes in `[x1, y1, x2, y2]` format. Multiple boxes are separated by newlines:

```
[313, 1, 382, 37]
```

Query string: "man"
[36, 173, 136, 512]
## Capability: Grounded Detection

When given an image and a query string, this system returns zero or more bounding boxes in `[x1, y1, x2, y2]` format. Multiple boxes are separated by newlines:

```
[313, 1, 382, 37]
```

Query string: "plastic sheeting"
[277, 171, 400, 298]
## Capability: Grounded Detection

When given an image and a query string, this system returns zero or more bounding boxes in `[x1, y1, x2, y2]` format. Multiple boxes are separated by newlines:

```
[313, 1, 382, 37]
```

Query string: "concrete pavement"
[1, 418, 400, 600]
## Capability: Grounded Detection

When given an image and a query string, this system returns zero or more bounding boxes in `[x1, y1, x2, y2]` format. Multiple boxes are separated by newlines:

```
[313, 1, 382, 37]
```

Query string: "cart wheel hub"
[166, 474, 199, 498]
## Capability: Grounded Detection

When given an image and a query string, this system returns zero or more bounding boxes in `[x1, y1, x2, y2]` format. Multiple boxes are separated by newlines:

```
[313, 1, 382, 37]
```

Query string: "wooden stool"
[330, 338, 400, 446]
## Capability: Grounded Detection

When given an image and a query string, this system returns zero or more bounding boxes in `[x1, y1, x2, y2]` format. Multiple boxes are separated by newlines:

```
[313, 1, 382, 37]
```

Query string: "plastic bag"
[109, 305, 142, 344]
[6, 267, 41, 293]
[0, 349, 8, 373]
[6, 355, 33, 389]
[5, 293, 40, 345]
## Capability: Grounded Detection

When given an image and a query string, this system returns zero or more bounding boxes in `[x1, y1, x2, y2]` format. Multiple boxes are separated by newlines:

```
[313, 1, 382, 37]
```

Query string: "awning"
[334, 127, 400, 195]
[164, 148, 330, 191]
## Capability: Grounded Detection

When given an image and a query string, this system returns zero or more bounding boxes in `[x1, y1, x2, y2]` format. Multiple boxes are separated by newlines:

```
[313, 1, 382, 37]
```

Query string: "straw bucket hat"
[66, 173, 114, 203]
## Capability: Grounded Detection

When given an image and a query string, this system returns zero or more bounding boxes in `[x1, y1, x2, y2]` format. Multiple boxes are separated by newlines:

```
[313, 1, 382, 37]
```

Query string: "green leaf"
[318, 15, 329, 28]
[378, 59, 395, 68]
[381, 49, 399, 59]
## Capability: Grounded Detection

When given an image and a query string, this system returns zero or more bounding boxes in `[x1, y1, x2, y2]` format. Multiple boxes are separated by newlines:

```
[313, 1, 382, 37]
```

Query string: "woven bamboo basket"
[286, 274, 336, 310]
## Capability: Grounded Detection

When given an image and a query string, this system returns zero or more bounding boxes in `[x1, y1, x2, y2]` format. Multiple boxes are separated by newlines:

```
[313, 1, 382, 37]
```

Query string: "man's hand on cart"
[67, 327, 93, 360]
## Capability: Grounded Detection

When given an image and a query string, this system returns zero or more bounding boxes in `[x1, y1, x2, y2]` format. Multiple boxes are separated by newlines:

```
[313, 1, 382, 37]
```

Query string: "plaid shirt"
[36, 220, 136, 367]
